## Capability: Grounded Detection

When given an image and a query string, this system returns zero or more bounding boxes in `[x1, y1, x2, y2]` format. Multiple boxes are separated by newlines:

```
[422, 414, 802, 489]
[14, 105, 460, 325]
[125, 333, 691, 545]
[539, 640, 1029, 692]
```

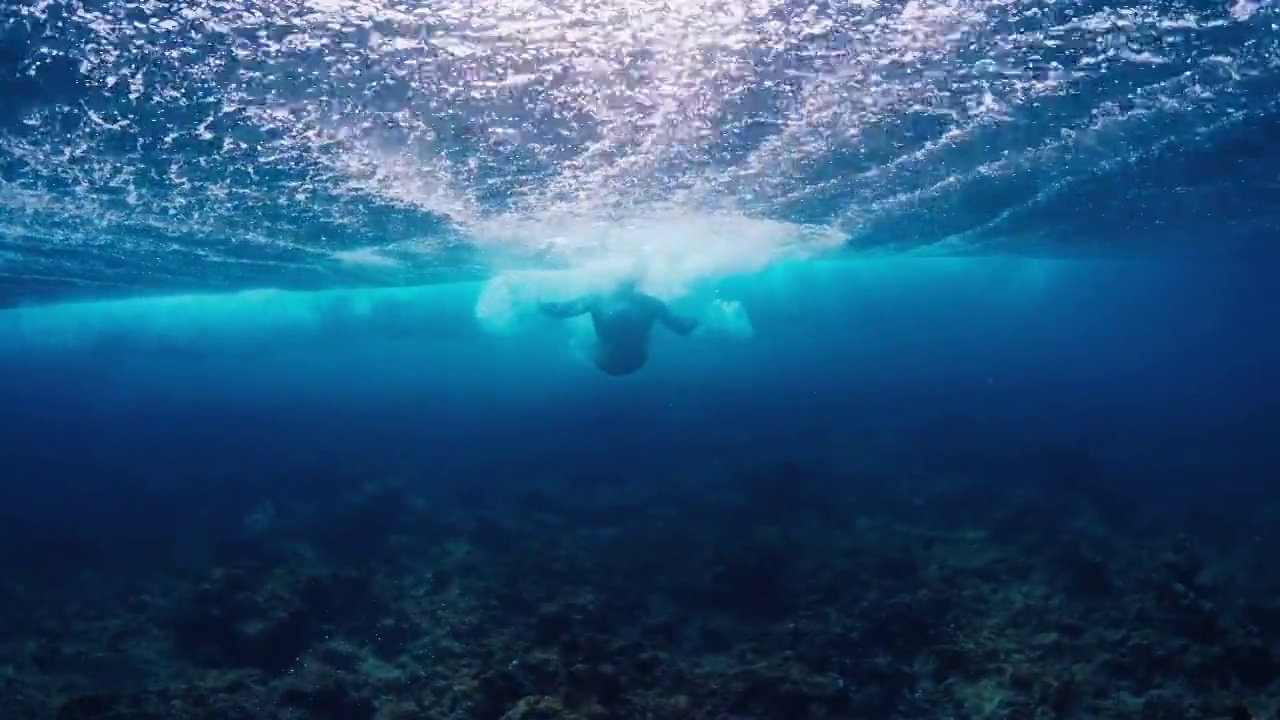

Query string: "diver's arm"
[539, 297, 593, 319]
[657, 304, 700, 336]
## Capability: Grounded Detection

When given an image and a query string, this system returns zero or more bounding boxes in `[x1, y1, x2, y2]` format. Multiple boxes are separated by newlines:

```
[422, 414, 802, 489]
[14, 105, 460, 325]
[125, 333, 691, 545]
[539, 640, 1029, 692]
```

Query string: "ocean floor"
[1, 418, 1277, 720]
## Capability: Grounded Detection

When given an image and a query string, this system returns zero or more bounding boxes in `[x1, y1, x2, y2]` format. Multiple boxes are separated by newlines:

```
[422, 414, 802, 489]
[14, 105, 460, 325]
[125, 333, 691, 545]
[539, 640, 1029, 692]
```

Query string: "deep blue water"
[2, 258, 1277, 568]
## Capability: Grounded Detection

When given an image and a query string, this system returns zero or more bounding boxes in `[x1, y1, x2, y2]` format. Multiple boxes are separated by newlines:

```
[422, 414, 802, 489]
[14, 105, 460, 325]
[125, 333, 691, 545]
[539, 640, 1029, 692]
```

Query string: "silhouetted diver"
[539, 279, 699, 376]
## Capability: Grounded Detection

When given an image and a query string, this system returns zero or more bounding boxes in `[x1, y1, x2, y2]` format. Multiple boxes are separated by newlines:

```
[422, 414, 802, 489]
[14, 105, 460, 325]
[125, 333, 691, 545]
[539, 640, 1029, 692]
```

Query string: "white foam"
[693, 299, 755, 342]
[470, 207, 843, 334]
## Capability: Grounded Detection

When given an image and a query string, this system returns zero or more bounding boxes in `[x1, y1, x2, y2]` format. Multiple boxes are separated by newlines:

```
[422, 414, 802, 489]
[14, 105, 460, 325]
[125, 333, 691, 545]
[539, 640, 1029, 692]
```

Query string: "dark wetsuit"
[540, 284, 699, 376]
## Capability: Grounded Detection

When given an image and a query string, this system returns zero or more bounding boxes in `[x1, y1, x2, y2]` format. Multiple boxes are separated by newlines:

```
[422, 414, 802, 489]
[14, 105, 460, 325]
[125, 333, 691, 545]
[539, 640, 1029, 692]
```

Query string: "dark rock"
[702, 526, 798, 619]
[1226, 701, 1253, 720]
[1241, 601, 1280, 641]
[699, 624, 733, 652]
[171, 563, 379, 676]
[857, 593, 950, 657]
[1160, 538, 1206, 591]
[727, 668, 850, 719]
[172, 571, 315, 675]
[500, 695, 566, 720]
[1139, 691, 1186, 720]
[848, 684, 893, 718]
[991, 499, 1062, 546]
[277, 668, 376, 720]
[565, 661, 622, 705]
[873, 546, 922, 583]
[1056, 543, 1114, 596]
[475, 668, 529, 720]
[1041, 673, 1077, 716]
[1055, 619, 1087, 638]
[470, 512, 517, 549]
[625, 650, 665, 687]
[532, 600, 578, 644]
[56, 694, 124, 720]
[1226, 641, 1279, 688]
[930, 644, 970, 678]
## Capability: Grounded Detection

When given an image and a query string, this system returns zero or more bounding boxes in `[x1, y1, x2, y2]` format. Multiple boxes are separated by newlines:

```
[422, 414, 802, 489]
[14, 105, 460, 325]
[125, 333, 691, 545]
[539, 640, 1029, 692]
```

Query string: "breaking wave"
[1, 0, 1278, 305]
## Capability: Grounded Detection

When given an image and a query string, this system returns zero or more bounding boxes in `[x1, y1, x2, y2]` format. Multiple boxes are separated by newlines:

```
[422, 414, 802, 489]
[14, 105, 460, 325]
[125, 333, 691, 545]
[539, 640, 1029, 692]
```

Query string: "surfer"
[539, 279, 700, 376]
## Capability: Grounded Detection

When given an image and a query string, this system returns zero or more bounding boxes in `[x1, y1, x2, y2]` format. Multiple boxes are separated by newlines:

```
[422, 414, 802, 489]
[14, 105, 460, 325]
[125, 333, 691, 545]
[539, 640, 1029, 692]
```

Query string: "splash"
[472, 208, 840, 334]
[1, 0, 1278, 305]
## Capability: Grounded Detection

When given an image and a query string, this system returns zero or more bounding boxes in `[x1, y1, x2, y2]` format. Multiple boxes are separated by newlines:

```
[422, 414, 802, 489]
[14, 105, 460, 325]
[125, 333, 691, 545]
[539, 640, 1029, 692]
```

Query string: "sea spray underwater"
[3, 0, 1280, 305]
[4, 0, 1280, 718]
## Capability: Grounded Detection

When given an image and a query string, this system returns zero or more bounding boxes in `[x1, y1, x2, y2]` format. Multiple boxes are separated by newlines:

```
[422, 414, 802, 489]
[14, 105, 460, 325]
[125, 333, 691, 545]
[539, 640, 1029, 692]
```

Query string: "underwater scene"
[3, 0, 1280, 718]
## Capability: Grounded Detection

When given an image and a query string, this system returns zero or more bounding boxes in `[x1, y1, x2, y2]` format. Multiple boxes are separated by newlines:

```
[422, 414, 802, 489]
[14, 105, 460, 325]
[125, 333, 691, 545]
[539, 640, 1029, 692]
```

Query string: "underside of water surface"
[3, 2, 1280, 720]
[1, 0, 1279, 309]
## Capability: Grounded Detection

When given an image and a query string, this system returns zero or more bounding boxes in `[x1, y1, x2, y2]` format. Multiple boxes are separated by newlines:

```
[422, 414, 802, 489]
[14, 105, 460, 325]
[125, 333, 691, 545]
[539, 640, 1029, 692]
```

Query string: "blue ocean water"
[2, 1, 1280, 718]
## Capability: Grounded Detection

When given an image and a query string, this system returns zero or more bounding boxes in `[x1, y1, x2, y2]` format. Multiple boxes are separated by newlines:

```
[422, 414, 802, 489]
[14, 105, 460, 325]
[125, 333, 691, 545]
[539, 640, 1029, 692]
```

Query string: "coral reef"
[2, 441, 1278, 720]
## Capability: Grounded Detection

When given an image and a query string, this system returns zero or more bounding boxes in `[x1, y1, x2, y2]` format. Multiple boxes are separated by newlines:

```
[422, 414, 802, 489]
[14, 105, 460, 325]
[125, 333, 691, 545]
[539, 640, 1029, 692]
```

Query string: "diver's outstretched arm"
[657, 305, 700, 336]
[540, 297, 593, 319]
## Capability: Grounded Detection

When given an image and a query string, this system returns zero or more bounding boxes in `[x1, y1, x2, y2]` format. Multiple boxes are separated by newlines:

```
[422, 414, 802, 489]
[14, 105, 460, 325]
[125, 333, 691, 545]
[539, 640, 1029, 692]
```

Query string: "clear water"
[2, 0, 1278, 501]
[2, 4, 1280, 715]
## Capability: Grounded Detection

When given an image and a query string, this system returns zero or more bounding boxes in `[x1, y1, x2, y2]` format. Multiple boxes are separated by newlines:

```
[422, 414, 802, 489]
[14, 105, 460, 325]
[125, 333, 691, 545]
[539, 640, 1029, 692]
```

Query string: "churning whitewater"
[1, 0, 1278, 307]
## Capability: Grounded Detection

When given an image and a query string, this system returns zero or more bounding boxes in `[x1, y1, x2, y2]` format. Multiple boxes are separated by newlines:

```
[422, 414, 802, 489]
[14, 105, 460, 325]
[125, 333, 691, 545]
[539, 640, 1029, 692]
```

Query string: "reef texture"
[2, 441, 1279, 720]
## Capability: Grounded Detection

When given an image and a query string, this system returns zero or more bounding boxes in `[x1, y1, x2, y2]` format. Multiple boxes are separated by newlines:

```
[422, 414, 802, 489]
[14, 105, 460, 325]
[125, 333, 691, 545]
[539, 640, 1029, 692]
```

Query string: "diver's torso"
[588, 292, 661, 375]
[590, 294, 659, 342]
